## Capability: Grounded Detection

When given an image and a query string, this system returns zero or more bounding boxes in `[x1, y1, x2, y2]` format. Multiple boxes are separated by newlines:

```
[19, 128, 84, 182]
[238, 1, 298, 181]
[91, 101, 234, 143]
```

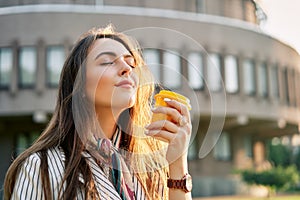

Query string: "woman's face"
[85, 38, 139, 113]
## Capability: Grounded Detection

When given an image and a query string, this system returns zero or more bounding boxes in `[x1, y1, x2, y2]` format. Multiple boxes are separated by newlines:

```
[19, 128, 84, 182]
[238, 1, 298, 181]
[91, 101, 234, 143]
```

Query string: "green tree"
[239, 165, 299, 196]
[267, 140, 291, 167]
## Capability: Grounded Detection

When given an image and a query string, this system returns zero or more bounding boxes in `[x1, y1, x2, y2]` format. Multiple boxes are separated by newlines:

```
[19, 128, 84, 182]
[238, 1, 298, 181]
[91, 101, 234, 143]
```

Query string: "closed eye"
[124, 56, 136, 68]
[96, 52, 136, 67]
[100, 61, 114, 66]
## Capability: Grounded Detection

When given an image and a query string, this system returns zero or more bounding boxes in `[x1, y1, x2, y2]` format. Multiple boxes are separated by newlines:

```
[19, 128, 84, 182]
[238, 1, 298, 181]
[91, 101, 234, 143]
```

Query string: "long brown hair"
[4, 25, 168, 199]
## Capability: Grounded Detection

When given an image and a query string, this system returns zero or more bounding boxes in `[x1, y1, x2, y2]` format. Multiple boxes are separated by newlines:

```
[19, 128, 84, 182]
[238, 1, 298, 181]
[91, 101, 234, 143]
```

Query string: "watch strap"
[167, 173, 192, 193]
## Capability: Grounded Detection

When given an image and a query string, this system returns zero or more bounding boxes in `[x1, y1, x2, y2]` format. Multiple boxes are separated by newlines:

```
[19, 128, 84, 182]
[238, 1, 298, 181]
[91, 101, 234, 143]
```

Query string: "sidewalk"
[193, 196, 248, 200]
[193, 194, 300, 200]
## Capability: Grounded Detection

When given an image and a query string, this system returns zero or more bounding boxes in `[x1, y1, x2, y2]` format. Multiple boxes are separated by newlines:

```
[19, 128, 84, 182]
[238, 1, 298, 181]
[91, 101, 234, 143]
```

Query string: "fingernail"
[145, 124, 150, 129]
[145, 129, 154, 136]
[164, 98, 172, 102]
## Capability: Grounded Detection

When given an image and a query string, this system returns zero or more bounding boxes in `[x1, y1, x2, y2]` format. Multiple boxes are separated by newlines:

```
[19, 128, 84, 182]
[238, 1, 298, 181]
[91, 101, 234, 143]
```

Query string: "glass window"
[187, 52, 204, 90]
[270, 64, 279, 99]
[19, 47, 37, 88]
[283, 68, 290, 105]
[244, 135, 252, 158]
[224, 55, 239, 93]
[207, 53, 222, 92]
[16, 133, 28, 156]
[289, 69, 296, 107]
[16, 132, 39, 156]
[297, 72, 300, 107]
[243, 58, 256, 95]
[213, 132, 231, 161]
[143, 49, 160, 81]
[0, 48, 13, 88]
[162, 51, 181, 89]
[46, 46, 65, 87]
[188, 137, 198, 160]
[196, 0, 205, 13]
[258, 62, 268, 98]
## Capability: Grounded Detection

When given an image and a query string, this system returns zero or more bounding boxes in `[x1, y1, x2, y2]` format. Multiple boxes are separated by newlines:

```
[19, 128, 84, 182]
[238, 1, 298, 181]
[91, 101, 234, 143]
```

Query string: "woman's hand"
[145, 98, 192, 166]
[145, 98, 192, 199]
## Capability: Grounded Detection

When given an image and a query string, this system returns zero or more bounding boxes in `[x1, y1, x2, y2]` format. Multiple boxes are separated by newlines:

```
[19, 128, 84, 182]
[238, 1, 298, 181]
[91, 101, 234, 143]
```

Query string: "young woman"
[4, 25, 192, 200]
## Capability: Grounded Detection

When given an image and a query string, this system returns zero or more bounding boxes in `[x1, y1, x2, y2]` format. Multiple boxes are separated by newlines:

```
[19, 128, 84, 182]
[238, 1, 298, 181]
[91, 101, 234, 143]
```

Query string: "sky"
[258, 0, 300, 54]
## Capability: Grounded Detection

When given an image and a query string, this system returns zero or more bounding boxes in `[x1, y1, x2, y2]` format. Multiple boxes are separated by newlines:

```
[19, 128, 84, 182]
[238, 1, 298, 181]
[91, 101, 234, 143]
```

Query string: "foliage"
[239, 165, 299, 192]
[293, 148, 300, 172]
[267, 141, 291, 167]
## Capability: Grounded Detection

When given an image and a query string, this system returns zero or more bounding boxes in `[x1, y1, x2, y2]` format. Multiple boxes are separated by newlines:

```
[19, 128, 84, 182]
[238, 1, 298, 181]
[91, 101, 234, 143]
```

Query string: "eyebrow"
[94, 51, 117, 60]
[94, 51, 134, 61]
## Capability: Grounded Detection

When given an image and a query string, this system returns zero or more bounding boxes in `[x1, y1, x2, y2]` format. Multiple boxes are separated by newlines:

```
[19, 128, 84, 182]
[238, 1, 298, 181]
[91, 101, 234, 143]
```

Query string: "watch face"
[185, 174, 193, 192]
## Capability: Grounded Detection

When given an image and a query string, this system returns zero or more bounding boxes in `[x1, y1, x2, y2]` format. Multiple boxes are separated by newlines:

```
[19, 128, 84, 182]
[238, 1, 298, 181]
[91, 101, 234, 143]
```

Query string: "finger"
[178, 115, 188, 127]
[145, 129, 176, 143]
[152, 106, 182, 124]
[164, 98, 191, 121]
[146, 120, 179, 133]
[152, 106, 190, 127]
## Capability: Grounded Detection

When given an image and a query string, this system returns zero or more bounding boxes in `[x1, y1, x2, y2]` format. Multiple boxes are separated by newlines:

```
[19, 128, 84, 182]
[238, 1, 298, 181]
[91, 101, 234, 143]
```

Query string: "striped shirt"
[11, 129, 148, 199]
[11, 147, 147, 200]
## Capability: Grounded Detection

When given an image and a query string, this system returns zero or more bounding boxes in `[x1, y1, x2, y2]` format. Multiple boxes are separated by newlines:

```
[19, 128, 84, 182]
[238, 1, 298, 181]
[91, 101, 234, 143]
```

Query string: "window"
[162, 51, 181, 89]
[19, 47, 37, 88]
[297, 72, 300, 107]
[243, 58, 256, 95]
[224, 55, 239, 93]
[244, 135, 252, 158]
[270, 64, 279, 99]
[187, 52, 204, 90]
[283, 68, 290, 105]
[207, 53, 222, 92]
[213, 132, 231, 161]
[46, 46, 65, 87]
[16, 133, 27, 156]
[0, 48, 13, 88]
[196, 0, 205, 13]
[258, 62, 268, 98]
[288, 69, 296, 107]
[16, 132, 39, 156]
[143, 49, 160, 81]
[188, 137, 198, 160]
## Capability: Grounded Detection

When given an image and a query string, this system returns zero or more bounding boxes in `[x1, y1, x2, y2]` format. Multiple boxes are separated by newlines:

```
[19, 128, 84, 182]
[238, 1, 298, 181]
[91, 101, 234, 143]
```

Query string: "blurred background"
[0, 0, 300, 198]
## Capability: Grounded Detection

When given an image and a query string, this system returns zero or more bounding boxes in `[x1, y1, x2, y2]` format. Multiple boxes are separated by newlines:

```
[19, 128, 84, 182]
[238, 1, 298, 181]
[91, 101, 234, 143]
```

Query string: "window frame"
[162, 50, 182, 90]
[142, 48, 161, 82]
[224, 54, 239, 94]
[242, 58, 256, 96]
[187, 51, 204, 91]
[213, 131, 231, 161]
[0, 47, 13, 89]
[207, 52, 223, 92]
[258, 61, 269, 98]
[270, 63, 280, 100]
[283, 67, 290, 105]
[46, 45, 65, 88]
[18, 46, 37, 89]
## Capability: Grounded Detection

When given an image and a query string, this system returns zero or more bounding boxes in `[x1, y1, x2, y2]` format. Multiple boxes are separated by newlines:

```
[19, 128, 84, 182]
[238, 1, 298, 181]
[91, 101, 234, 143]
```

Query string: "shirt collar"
[111, 126, 122, 148]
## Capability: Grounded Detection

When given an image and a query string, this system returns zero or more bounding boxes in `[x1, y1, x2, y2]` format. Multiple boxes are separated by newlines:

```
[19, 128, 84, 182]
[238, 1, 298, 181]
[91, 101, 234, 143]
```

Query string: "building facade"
[0, 0, 300, 197]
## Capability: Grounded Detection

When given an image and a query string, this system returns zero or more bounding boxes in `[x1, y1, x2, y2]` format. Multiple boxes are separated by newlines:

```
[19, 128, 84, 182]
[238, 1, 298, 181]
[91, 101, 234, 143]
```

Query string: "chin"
[123, 97, 136, 108]
[112, 96, 136, 109]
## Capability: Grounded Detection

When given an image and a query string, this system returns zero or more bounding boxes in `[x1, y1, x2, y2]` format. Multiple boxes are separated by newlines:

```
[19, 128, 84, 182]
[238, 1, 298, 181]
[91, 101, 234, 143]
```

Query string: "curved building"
[0, 0, 299, 197]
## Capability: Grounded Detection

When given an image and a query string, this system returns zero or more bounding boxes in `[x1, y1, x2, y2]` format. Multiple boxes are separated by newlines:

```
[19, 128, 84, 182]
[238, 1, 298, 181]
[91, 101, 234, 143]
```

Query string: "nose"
[118, 56, 132, 76]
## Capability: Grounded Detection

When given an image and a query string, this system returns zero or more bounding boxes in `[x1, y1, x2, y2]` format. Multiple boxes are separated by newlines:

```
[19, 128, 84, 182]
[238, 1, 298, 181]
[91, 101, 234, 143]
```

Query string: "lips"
[115, 80, 135, 88]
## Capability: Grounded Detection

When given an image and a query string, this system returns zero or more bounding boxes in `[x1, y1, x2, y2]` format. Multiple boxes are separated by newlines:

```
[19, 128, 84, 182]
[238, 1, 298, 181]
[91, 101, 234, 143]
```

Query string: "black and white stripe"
[11, 147, 147, 200]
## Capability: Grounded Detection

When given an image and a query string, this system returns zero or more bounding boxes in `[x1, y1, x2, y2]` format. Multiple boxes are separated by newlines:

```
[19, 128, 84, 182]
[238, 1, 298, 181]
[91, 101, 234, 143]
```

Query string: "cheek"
[85, 69, 110, 102]
[96, 75, 112, 96]
[132, 72, 139, 88]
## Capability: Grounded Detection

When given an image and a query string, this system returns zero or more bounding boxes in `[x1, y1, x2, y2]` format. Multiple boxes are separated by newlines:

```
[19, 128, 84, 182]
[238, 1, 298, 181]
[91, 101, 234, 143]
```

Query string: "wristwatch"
[167, 173, 192, 193]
